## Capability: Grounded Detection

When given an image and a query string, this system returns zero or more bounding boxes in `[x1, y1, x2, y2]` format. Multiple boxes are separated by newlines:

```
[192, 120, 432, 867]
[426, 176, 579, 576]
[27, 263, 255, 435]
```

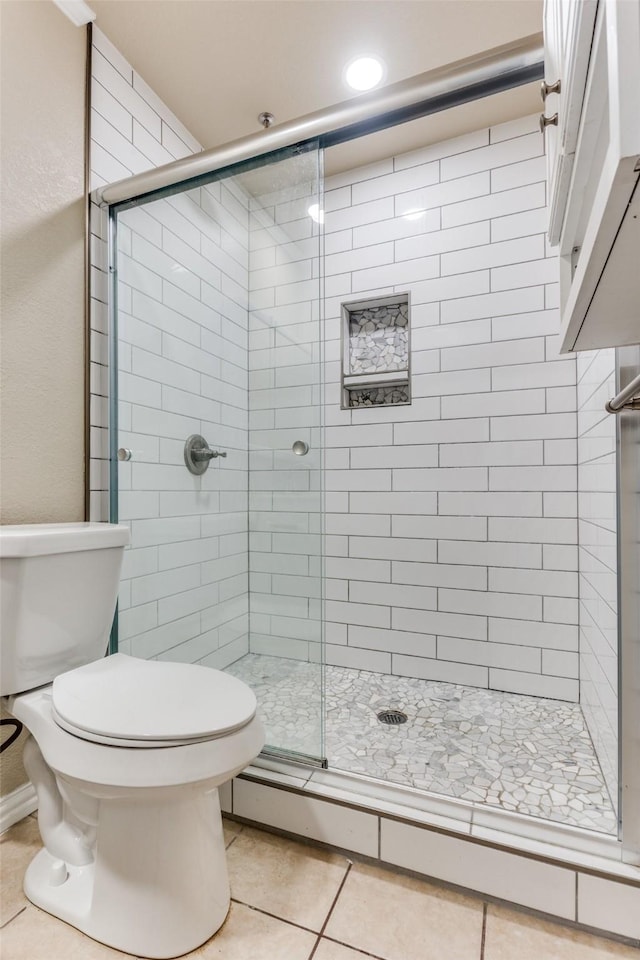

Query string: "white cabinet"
[543, 0, 640, 352]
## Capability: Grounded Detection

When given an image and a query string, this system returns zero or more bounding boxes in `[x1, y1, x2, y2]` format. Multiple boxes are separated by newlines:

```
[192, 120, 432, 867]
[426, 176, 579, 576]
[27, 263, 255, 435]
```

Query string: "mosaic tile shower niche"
[341, 294, 411, 408]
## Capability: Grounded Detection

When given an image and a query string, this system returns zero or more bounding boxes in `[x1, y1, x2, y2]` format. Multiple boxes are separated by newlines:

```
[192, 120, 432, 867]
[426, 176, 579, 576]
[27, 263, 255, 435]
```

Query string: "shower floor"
[227, 654, 617, 835]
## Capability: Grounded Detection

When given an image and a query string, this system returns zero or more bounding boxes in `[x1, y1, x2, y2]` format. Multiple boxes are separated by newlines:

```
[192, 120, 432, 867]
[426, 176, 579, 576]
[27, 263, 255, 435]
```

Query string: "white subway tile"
[393, 607, 486, 642]
[351, 160, 439, 205]
[348, 625, 436, 658]
[490, 412, 576, 441]
[439, 492, 542, 517]
[326, 599, 390, 628]
[442, 388, 545, 420]
[396, 172, 490, 219]
[490, 668, 579, 701]
[489, 617, 578, 651]
[393, 654, 488, 687]
[350, 445, 439, 470]
[441, 133, 542, 181]
[442, 182, 545, 229]
[577, 875, 640, 940]
[326, 557, 391, 582]
[491, 206, 548, 242]
[441, 336, 546, 372]
[491, 154, 546, 192]
[441, 234, 544, 276]
[349, 492, 438, 515]
[392, 515, 487, 541]
[350, 580, 437, 610]
[489, 516, 576, 544]
[544, 596, 579, 624]
[394, 418, 489, 446]
[440, 440, 542, 467]
[439, 540, 541, 569]
[439, 587, 542, 620]
[234, 780, 378, 857]
[349, 536, 437, 563]
[326, 513, 391, 536]
[489, 465, 576, 492]
[393, 559, 486, 590]
[441, 285, 545, 324]
[489, 566, 578, 598]
[393, 467, 488, 492]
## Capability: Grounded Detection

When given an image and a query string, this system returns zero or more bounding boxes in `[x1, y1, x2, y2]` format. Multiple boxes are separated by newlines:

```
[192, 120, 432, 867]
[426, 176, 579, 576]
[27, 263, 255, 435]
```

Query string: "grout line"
[0, 906, 27, 930]
[308, 861, 353, 959]
[318, 935, 390, 960]
[230, 898, 318, 936]
[479, 902, 488, 959]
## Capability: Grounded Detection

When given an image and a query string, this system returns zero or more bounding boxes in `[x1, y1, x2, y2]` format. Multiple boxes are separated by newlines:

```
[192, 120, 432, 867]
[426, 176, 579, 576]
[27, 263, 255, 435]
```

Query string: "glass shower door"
[110, 143, 324, 764]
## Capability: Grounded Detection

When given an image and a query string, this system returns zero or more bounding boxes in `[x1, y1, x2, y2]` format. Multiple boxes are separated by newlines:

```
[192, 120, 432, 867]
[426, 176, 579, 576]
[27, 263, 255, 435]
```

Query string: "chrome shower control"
[292, 440, 309, 456]
[117, 448, 132, 461]
[184, 435, 226, 475]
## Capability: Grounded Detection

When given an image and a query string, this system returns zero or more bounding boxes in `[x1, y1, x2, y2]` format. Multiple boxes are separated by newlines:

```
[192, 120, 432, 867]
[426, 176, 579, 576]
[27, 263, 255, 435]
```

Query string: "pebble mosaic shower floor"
[226, 654, 617, 835]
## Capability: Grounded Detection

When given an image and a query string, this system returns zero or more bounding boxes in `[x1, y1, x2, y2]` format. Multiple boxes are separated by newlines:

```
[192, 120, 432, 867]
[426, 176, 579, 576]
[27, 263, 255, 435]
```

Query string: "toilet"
[0, 522, 265, 959]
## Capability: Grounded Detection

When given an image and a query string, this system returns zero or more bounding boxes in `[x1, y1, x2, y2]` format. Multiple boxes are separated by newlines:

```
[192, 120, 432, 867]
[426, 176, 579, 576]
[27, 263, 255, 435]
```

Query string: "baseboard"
[0, 781, 37, 834]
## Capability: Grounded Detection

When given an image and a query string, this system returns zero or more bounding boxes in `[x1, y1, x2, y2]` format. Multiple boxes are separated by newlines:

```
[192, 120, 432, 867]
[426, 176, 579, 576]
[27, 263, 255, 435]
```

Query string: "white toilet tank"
[0, 523, 130, 697]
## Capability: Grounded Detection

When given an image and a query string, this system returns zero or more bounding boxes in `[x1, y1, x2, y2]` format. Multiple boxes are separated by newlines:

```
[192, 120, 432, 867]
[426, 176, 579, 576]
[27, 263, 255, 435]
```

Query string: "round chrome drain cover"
[377, 709, 408, 725]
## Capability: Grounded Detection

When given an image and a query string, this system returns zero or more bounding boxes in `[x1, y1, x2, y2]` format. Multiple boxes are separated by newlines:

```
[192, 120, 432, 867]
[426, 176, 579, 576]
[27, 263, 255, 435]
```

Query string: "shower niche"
[341, 293, 411, 408]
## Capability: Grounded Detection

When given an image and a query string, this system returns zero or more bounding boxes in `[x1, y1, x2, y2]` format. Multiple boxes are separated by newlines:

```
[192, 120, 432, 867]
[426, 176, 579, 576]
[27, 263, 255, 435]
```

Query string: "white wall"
[576, 348, 618, 806]
[0, 0, 86, 797]
[321, 116, 580, 701]
[89, 27, 250, 669]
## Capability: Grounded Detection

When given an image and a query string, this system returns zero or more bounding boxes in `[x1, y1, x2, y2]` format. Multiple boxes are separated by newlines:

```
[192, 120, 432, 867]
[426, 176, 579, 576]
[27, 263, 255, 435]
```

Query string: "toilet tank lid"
[0, 523, 130, 557]
[52, 654, 257, 743]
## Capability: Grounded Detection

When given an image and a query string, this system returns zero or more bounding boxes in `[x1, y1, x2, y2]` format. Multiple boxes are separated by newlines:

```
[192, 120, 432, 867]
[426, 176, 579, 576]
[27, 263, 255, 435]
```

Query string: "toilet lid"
[51, 654, 257, 747]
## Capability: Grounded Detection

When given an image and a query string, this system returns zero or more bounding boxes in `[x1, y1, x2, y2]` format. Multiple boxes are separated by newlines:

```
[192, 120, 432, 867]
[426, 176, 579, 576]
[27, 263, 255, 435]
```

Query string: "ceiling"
[90, 0, 544, 177]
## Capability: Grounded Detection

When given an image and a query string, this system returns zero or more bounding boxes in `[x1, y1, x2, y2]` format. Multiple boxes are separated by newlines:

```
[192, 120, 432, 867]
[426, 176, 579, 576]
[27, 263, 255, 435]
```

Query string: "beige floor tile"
[192, 902, 316, 959]
[484, 904, 640, 960]
[325, 862, 483, 960]
[226, 826, 349, 932]
[0, 905, 131, 960]
[222, 817, 244, 848]
[314, 939, 376, 960]
[0, 816, 42, 926]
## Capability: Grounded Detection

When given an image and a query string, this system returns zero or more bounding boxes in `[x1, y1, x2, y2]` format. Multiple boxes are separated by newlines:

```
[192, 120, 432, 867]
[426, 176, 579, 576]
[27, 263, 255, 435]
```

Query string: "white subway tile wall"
[322, 114, 580, 700]
[576, 348, 618, 808]
[247, 156, 323, 664]
[89, 27, 250, 669]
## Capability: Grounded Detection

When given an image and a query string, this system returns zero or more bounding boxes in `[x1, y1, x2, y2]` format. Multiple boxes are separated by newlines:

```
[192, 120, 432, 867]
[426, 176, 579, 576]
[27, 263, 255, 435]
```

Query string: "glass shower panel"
[227, 148, 325, 761]
[111, 144, 324, 764]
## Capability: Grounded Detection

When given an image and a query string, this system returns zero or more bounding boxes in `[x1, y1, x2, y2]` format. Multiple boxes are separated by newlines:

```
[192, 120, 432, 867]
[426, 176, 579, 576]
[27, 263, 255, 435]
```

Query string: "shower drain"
[377, 709, 408, 725]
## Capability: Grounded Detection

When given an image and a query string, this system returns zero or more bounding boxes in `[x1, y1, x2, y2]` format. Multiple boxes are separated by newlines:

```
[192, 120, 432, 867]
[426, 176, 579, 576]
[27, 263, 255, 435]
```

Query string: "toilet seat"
[51, 653, 257, 748]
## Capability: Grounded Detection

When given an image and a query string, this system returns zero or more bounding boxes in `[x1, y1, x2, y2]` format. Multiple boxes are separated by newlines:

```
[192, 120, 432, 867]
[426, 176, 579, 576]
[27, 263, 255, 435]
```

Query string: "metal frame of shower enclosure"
[99, 29, 640, 864]
[98, 33, 544, 207]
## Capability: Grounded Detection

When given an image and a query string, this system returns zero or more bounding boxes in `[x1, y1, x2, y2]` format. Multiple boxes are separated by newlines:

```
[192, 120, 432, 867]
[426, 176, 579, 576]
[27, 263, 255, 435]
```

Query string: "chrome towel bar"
[605, 371, 640, 413]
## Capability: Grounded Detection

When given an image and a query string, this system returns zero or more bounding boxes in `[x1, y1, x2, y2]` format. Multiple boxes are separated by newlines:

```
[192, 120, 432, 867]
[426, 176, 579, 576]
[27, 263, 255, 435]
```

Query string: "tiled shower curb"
[224, 759, 640, 944]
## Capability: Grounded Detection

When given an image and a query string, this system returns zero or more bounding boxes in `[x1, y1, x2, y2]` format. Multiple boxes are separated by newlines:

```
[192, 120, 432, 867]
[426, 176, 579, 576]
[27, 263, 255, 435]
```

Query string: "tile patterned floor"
[2, 814, 637, 960]
[226, 654, 617, 834]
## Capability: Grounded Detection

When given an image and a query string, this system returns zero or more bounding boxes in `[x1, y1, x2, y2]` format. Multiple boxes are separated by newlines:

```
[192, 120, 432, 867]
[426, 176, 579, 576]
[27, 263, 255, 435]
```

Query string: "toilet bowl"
[1, 523, 265, 959]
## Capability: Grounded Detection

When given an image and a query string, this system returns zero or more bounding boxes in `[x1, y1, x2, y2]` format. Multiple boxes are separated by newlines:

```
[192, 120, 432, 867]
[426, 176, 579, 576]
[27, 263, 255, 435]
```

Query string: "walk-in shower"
[92, 33, 638, 864]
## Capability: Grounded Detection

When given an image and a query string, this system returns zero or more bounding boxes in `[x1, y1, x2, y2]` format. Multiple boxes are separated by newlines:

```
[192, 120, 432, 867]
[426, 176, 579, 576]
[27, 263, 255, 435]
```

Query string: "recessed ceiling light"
[344, 56, 386, 92]
[308, 203, 324, 223]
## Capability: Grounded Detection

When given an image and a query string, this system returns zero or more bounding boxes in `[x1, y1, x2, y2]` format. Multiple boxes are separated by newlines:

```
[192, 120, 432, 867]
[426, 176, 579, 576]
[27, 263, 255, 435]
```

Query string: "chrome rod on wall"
[605, 371, 640, 413]
[98, 33, 543, 207]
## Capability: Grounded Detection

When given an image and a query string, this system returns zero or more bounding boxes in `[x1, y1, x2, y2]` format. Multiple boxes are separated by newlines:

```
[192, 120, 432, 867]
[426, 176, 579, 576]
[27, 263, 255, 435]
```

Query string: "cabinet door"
[543, 0, 598, 244]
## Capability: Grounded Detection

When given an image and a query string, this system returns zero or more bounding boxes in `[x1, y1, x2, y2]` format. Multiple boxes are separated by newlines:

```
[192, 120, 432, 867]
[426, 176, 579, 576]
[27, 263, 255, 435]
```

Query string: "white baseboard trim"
[0, 781, 37, 834]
